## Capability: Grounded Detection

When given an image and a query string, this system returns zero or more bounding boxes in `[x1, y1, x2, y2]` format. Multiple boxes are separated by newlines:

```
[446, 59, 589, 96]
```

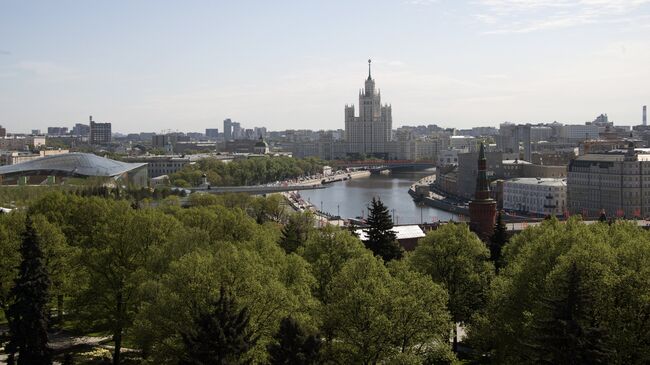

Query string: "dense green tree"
[469, 218, 650, 364]
[71, 205, 180, 365]
[133, 236, 316, 363]
[6, 216, 52, 365]
[250, 195, 286, 224]
[387, 260, 454, 359]
[300, 226, 366, 302]
[364, 197, 403, 262]
[169, 156, 324, 187]
[30, 215, 79, 326]
[180, 287, 258, 365]
[604, 224, 650, 364]
[488, 211, 508, 272]
[279, 213, 313, 254]
[322, 254, 398, 363]
[526, 262, 610, 364]
[409, 223, 494, 351]
[0, 212, 23, 322]
[323, 254, 452, 364]
[268, 316, 321, 365]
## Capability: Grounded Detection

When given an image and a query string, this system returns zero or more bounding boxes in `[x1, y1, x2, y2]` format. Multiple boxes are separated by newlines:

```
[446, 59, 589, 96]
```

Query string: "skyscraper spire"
[368, 59, 372, 80]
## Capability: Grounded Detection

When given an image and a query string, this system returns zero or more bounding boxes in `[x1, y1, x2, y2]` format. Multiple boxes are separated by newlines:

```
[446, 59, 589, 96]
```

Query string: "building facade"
[223, 119, 233, 141]
[344, 60, 392, 157]
[503, 178, 567, 216]
[0, 136, 46, 150]
[567, 145, 650, 218]
[450, 136, 476, 151]
[72, 123, 90, 137]
[89, 116, 112, 145]
[47, 127, 69, 136]
[124, 155, 192, 178]
[457, 150, 504, 199]
[205, 128, 219, 139]
[561, 124, 599, 142]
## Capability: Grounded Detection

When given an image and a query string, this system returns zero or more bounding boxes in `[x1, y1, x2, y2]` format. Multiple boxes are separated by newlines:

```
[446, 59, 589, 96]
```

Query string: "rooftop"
[355, 225, 426, 241]
[502, 159, 532, 165]
[505, 177, 567, 187]
[0, 152, 146, 177]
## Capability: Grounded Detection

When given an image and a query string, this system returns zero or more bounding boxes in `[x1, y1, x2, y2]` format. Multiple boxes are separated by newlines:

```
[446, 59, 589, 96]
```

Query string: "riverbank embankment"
[408, 174, 470, 217]
[283, 170, 371, 226]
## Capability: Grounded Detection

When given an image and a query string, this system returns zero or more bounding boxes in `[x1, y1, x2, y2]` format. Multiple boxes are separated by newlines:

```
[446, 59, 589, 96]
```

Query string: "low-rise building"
[0, 136, 46, 150]
[434, 171, 459, 197]
[0, 149, 69, 166]
[123, 155, 192, 178]
[503, 177, 567, 216]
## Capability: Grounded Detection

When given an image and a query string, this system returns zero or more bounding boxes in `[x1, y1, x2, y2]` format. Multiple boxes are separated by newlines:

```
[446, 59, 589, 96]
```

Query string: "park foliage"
[1, 190, 650, 364]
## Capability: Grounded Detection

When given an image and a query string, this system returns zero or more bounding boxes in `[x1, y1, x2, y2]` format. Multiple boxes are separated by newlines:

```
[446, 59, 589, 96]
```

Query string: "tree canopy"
[169, 156, 323, 187]
[4, 190, 650, 364]
[469, 217, 650, 364]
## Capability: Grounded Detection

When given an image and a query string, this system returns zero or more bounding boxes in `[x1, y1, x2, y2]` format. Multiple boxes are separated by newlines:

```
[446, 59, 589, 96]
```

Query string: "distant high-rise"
[72, 123, 90, 137]
[223, 119, 233, 140]
[89, 116, 112, 145]
[47, 127, 69, 136]
[344, 59, 392, 156]
[232, 122, 242, 140]
[0, 125, 6, 138]
[644, 105, 647, 126]
[206, 128, 219, 139]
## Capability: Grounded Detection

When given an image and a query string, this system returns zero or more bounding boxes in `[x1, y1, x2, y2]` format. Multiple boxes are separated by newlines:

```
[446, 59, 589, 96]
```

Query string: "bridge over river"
[187, 184, 327, 195]
[330, 159, 435, 170]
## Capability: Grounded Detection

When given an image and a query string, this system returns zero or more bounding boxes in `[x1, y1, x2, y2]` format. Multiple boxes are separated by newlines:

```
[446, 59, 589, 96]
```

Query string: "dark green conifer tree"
[6, 216, 52, 365]
[179, 287, 258, 365]
[268, 316, 321, 365]
[364, 197, 403, 262]
[279, 214, 312, 254]
[489, 211, 508, 272]
[526, 263, 610, 364]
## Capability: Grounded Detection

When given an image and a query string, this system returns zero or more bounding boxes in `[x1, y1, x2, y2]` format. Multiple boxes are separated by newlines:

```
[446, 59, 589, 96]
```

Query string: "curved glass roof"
[0, 153, 147, 177]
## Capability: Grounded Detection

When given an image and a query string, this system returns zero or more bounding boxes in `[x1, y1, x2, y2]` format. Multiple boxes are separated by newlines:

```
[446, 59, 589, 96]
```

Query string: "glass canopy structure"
[0, 152, 148, 186]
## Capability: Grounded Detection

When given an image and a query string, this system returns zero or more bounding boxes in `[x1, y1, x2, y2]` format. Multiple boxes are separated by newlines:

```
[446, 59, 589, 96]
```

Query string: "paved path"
[1, 331, 110, 364]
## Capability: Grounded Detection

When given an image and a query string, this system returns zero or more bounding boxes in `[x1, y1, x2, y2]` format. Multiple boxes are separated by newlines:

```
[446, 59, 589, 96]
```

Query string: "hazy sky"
[1, 0, 649, 134]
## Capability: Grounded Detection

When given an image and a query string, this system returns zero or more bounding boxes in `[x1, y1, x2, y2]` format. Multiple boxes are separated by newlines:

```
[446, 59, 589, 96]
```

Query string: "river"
[298, 170, 457, 225]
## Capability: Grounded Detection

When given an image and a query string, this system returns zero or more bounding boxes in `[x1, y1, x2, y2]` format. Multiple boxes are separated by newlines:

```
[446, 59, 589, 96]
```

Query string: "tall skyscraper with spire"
[344, 59, 393, 157]
[469, 142, 497, 240]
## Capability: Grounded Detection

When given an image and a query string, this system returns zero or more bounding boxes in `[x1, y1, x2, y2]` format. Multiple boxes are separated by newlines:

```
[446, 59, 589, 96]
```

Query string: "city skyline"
[1, 0, 650, 133]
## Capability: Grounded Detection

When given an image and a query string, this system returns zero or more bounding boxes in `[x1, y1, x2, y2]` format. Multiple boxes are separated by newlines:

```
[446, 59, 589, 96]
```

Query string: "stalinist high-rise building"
[344, 59, 392, 157]
[293, 60, 438, 161]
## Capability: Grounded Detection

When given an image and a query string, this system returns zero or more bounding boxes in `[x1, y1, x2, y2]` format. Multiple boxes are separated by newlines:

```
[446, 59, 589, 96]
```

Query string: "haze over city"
[1, 0, 650, 133]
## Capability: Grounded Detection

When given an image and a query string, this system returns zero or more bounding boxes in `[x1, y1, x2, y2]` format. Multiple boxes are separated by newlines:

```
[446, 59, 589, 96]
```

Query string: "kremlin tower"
[469, 142, 497, 240]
